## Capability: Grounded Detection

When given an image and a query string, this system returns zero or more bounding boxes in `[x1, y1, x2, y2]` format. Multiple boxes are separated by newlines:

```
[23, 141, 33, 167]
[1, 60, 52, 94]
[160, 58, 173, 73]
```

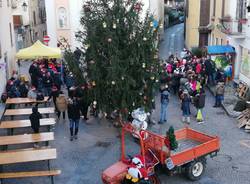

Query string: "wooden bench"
[0, 148, 57, 165]
[0, 170, 61, 184]
[0, 118, 56, 135]
[0, 148, 58, 184]
[4, 107, 55, 116]
[0, 132, 54, 147]
[4, 107, 55, 119]
[6, 97, 49, 105]
[0, 170, 61, 178]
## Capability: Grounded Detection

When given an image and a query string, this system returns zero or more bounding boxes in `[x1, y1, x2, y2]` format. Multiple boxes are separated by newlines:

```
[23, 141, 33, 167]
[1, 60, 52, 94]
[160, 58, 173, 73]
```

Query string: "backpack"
[1, 93, 8, 103]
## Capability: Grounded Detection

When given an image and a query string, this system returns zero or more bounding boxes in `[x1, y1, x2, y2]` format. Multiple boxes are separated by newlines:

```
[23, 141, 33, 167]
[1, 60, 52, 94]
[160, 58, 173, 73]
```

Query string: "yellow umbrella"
[16, 40, 62, 59]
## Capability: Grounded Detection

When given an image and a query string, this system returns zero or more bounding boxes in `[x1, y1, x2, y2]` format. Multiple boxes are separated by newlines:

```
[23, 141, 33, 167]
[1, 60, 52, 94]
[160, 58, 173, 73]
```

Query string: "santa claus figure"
[125, 155, 148, 183]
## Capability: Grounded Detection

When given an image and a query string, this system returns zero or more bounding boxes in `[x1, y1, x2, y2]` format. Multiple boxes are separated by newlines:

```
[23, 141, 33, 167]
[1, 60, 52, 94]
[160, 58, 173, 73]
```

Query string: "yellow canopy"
[16, 40, 62, 59]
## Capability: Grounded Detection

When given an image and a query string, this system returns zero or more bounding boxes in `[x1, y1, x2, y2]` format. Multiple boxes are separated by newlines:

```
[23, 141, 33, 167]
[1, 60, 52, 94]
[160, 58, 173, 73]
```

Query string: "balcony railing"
[217, 19, 247, 38]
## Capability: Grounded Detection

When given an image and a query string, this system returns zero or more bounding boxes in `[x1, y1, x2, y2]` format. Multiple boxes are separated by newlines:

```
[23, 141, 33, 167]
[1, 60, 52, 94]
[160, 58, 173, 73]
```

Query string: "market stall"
[207, 45, 236, 80]
[16, 40, 61, 59]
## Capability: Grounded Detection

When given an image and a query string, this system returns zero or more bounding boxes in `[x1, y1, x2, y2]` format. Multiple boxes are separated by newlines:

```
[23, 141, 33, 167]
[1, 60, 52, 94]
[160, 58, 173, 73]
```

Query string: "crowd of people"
[1, 49, 228, 140]
[2, 59, 95, 141]
[159, 48, 226, 124]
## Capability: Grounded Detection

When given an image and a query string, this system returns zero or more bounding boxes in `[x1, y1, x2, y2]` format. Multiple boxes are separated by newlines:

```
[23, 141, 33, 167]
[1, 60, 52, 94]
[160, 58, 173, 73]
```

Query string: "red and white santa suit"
[128, 155, 148, 180]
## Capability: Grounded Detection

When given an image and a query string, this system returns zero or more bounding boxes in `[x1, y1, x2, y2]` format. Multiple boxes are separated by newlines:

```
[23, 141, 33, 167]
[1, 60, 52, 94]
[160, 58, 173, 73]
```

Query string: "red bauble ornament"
[134, 3, 142, 12]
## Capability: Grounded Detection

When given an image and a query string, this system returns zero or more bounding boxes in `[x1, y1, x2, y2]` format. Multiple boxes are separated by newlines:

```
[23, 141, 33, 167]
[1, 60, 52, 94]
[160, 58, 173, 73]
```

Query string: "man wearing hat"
[159, 84, 170, 124]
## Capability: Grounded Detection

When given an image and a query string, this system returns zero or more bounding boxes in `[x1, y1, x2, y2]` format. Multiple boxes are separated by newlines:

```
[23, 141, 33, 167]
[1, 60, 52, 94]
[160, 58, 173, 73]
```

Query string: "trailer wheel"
[148, 175, 161, 184]
[185, 159, 206, 181]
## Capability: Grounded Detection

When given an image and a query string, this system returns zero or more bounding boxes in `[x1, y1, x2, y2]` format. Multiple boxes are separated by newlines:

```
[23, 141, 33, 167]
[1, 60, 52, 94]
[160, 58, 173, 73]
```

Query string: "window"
[9, 23, 13, 47]
[7, 0, 9, 7]
[58, 7, 67, 29]
[221, 39, 223, 45]
[0, 0, 2, 7]
[237, 0, 247, 19]
[211, 34, 214, 45]
[222, 0, 225, 17]
[216, 38, 218, 45]
[213, 0, 216, 16]
[186, 0, 189, 17]
[33, 11, 36, 25]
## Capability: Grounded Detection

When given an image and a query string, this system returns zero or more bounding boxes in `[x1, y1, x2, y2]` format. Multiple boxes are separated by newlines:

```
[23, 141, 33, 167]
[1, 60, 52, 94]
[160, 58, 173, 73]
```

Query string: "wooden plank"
[0, 132, 54, 146]
[0, 147, 51, 153]
[245, 124, 250, 130]
[0, 170, 61, 179]
[0, 118, 56, 129]
[6, 97, 49, 105]
[238, 118, 248, 128]
[0, 148, 56, 165]
[4, 107, 55, 116]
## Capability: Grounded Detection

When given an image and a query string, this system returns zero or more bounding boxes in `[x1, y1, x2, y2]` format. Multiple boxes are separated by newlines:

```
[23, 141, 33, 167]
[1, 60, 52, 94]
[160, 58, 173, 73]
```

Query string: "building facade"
[208, 0, 229, 46]
[12, 0, 47, 51]
[45, 0, 164, 49]
[0, 0, 17, 94]
[208, 0, 250, 83]
[185, 0, 211, 49]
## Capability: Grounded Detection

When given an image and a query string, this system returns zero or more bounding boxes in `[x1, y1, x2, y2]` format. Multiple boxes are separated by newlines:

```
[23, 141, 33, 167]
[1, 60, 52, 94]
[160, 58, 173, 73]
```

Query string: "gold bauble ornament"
[111, 81, 116, 85]
[143, 37, 147, 41]
[85, 44, 90, 50]
[103, 22, 107, 28]
[113, 23, 117, 29]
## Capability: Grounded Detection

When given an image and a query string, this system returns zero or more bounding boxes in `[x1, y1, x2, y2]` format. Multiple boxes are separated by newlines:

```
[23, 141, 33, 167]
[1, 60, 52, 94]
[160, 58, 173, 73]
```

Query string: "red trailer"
[102, 124, 220, 184]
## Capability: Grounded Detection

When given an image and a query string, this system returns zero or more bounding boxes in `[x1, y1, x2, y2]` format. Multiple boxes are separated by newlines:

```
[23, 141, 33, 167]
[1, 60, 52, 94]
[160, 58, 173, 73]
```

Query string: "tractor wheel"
[185, 158, 206, 181]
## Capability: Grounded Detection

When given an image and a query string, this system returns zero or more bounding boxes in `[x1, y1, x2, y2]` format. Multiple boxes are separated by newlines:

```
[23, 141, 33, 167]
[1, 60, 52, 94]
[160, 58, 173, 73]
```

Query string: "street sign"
[43, 35, 50, 45]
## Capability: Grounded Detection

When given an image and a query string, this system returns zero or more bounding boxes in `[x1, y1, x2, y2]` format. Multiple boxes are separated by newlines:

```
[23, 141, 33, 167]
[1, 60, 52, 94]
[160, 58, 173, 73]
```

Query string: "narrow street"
[159, 23, 184, 59]
[156, 24, 250, 184]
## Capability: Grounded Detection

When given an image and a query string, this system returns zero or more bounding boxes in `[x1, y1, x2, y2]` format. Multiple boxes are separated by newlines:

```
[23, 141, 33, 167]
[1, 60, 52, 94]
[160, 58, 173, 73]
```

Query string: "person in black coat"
[75, 85, 89, 121]
[19, 81, 29, 98]
[43, 72, 53, 96]
[48, 85, 60, 114]
[29, 106, 42, 147]
[67, 97, 81, 141]
[194, 89, 206, 123]
[29, 106, 42, 133]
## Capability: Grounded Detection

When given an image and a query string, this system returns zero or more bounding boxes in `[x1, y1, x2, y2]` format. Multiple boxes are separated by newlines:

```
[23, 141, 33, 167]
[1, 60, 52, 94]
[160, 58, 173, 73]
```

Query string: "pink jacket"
[196, 63, 202, 74]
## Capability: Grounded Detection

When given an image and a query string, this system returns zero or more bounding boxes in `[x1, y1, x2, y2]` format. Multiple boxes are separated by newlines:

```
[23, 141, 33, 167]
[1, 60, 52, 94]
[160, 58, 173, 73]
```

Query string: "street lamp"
[22, 2, 28, 12]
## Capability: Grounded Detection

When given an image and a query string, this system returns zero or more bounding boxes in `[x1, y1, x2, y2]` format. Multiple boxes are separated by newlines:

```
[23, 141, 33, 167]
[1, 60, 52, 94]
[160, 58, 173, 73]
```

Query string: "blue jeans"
[215, 95, 223, 107]
[69, 119, 80, 136]
[160, 102, 168, 123]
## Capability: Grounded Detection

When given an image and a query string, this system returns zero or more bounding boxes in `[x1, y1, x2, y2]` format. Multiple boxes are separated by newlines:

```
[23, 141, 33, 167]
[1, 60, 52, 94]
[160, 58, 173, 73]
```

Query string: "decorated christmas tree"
[65, 0, 162, 117]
